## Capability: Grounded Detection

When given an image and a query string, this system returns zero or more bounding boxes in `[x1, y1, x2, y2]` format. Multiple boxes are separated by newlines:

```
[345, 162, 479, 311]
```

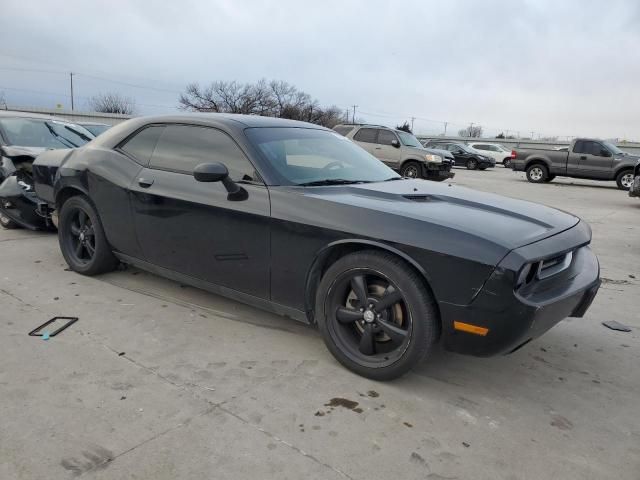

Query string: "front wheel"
[315, 250, 438, 380]
[616, 169, 634, 190]
[526, 164, 548, 183]
[400, 161, 421, 179]
[58, 195, 118, 275]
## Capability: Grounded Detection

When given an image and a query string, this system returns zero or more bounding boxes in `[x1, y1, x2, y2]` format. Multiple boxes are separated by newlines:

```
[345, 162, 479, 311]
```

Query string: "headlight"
[425, 154, 442, 163]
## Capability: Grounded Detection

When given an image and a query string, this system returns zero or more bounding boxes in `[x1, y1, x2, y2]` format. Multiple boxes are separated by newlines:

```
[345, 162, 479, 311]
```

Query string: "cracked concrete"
[0, 168, 639, 479]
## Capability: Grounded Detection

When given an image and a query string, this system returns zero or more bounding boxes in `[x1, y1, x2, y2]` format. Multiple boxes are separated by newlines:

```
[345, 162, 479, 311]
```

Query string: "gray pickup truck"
[512, 138, 639, 190]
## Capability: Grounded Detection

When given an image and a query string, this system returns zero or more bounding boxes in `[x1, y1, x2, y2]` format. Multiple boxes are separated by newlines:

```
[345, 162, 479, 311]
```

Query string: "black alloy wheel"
[316, 251, 437, 380]
[59, 195, 118, 275]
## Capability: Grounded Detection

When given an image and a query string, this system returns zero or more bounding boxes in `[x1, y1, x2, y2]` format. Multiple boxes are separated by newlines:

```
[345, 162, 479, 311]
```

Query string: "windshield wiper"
[382, 177, 403, 181]
[44, 122, 79, 148]
[297, 179, 371, 187]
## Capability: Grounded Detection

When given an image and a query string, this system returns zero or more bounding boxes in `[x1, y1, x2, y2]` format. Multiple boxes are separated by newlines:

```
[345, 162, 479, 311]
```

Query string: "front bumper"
[629, 175, 640, 198]
[423, 162, 455, 180]
[439, 223, 600, 356]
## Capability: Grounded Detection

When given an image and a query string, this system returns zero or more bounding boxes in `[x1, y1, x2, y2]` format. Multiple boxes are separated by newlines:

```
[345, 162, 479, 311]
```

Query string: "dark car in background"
[424, 141, 495, 170]
[33, 114, 600, 380]
[512, 138, 638, 189]
[629, 160, 640, 199]
[0, 111, 94, 229]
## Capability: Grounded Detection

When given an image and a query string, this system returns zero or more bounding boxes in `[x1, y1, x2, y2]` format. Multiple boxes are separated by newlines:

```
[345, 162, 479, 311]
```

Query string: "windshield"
[82, 124, 110, 136]
[602, 141, 624, 155]
[245, 127, 399, 186]
[0, 118, 94, 148]
[397, 131, 422, 148]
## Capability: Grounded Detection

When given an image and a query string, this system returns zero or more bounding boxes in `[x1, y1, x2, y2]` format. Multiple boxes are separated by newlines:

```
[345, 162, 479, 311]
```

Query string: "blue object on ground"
[42, 331, 50, 340]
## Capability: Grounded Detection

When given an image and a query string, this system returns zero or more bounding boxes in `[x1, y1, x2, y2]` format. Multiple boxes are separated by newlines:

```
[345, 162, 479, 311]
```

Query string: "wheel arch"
[304, 239, 441, 333]
[524, 157, 550, 171]
[55, 185, 89, 210]
[613, 165, 634, 180]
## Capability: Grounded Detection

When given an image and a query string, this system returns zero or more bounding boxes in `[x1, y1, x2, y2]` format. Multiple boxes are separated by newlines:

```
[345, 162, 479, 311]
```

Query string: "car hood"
[423, 147, 454, 160]
[296, 179, 579, 257]
[1, 145, 46, 158]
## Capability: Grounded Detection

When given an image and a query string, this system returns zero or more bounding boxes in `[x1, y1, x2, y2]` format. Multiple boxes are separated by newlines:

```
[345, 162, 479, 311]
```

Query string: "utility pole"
[411, 116, 415, 132]
[469, 122, 474, 137]
[69, 72, 75, 111]
[444, 121, 448, 136]
[351, 105, 358, 123]
[530, 131, 534, 139]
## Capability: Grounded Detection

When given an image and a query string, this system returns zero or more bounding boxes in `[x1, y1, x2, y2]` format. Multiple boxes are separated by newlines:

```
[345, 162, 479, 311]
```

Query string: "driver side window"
[149, 124, 259, 182]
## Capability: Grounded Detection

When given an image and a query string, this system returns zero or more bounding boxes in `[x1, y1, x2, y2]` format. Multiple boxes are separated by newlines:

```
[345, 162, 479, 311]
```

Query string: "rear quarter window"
[353, 128, 377, 143]
[120, 125, 165, 165]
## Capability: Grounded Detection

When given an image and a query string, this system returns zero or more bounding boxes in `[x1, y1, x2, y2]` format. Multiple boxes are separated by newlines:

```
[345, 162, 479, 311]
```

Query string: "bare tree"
[0, 91, 6, 110]
[88, 92, 136, 115]
[396, 121, 412, 133]
[458, 125, 483, 138]
[179, 79, 343, 127]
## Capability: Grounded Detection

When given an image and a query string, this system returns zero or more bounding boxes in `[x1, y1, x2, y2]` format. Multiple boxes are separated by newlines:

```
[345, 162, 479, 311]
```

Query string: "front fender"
[303, 238, 434, 322]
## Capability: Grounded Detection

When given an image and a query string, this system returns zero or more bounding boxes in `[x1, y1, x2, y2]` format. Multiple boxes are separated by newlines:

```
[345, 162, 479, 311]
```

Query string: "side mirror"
[194, 162, 228, 182]
[600, 149, 611, 157]
[391, 139, 400, 148]
[194, 162, 247, 201]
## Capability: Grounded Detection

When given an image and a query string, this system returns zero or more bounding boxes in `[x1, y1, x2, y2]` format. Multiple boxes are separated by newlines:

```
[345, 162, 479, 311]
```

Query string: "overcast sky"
[1, 0, 639, 139]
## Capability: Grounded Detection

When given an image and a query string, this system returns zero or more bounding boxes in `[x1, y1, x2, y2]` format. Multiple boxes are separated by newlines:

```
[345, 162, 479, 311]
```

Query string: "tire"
[503, 158, 512, 168]
[0, 211, 19, 229]
[466, 159, 478, 170]
[58, 195, 118, 275]
[615, 169, 634, 190]
[526, 163, 548, 183]
[315, 250, 438, 381]
[400, 161, 421, 179]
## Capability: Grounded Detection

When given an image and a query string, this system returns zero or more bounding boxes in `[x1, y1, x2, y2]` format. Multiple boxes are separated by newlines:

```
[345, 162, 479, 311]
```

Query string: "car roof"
[136, 113, 330, 129]
[77, 121, 110, 126]
[0, 110, 70, 121]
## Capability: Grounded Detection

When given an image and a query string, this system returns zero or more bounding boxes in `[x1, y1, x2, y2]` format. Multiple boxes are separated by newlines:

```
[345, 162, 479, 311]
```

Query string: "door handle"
[138, 178, 154, 188]
[580, 156, 587, 160]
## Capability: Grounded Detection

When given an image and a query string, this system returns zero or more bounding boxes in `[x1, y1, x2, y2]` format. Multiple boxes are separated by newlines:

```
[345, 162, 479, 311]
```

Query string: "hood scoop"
[403, 194, 438, 202]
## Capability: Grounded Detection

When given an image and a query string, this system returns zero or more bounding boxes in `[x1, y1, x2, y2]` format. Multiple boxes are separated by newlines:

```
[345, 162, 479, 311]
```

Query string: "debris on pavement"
[602, 320, 632, 332]
[28, 316, 78, 338]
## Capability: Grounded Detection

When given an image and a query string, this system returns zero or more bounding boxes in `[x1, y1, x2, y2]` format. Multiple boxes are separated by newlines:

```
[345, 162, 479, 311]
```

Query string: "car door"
[374, 129, 402, 168]
[569, 140, 613, 178]
[128, 123, 271, 299]
[351, 128, 378, 156]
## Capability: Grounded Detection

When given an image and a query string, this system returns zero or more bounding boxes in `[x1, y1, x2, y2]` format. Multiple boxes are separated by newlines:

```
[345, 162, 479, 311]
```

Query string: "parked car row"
[0, 110, 602, 380]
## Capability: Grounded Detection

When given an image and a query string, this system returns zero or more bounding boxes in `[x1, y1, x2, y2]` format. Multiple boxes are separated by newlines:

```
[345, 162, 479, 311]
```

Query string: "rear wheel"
[616, 169, 634, 190]
[466, 159, 478, 170]
[400, 161, 421, 179]
[0, 211, 19, 229]
[526, 163, 548, 183]
[58, 195, 118, 275]
[503, 158, 512, 168]
[315, 250, 438, 380]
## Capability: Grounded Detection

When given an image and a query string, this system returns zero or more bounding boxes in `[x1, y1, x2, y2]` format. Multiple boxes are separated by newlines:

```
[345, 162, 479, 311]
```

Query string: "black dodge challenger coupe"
[32, 114, 600, 380]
